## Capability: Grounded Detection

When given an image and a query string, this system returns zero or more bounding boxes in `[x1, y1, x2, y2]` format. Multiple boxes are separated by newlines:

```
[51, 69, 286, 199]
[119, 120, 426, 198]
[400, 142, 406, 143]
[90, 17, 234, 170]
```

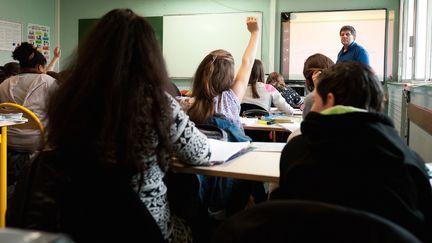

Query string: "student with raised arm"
[183, 16, 266, 218]
[0, 43, 58, 193]
[45, 46, 61, 72]
[186, 16, 260, 128]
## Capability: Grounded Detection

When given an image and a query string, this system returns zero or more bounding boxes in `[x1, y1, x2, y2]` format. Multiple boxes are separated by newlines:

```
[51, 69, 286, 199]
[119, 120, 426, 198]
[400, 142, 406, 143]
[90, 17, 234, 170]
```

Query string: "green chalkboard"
[78, 16, 163, 46]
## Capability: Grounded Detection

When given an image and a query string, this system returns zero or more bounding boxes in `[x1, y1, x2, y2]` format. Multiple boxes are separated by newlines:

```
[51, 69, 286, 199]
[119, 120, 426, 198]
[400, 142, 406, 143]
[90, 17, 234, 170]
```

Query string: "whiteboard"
[284, 9, 386, 80]
[163, 12, 262, 78]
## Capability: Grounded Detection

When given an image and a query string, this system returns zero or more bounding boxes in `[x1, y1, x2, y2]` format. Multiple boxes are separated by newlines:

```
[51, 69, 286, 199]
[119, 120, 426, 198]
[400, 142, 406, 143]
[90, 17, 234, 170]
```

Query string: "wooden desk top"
[172, 150, 280, 183]
[243, 123, 289, 132]
[242, 119, 301, 133]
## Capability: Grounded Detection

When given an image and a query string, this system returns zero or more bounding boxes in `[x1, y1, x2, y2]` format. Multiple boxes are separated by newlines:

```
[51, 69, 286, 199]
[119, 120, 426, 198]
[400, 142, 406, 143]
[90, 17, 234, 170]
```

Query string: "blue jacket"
[199, 115, 254, 215]
[207, 115, 251, 142]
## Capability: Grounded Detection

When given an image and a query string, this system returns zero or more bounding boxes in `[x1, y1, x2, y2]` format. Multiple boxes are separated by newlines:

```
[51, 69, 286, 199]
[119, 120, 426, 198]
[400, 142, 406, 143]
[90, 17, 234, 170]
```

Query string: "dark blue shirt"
[336, 41, 370, 66]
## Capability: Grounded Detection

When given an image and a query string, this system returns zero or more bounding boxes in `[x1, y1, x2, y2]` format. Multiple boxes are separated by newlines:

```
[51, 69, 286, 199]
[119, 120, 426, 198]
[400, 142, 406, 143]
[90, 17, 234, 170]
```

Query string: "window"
[400, 0, 432, 81]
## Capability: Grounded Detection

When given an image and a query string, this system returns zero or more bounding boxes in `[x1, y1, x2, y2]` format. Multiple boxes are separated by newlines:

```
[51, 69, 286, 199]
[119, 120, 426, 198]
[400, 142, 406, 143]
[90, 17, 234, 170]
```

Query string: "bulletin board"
[0, 19, 21, 51]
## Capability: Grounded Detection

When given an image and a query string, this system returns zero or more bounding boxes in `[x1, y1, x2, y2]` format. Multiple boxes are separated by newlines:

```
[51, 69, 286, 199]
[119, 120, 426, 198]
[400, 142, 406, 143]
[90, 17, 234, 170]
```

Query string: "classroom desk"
[0, 120, 27, 228]
[172, 149, 281, 183]
[270, 107, 303, 116]
[242, 116, 301, 142]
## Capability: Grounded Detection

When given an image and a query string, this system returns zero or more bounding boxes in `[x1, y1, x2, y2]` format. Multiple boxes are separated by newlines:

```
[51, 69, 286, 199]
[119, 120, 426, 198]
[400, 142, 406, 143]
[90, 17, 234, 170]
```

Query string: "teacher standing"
[336, 25, 370, 66]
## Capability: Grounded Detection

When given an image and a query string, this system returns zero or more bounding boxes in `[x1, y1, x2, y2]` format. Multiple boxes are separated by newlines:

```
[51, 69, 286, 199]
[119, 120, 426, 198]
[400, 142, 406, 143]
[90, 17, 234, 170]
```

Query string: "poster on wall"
[0, 19, 22, 51]
[27, 23, 50, 61]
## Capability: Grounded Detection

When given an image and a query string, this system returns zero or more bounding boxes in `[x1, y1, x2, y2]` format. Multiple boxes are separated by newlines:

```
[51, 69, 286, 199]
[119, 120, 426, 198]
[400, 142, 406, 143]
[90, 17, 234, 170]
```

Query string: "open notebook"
[0, 113, 28, 122]
[208, 139, 250, 164]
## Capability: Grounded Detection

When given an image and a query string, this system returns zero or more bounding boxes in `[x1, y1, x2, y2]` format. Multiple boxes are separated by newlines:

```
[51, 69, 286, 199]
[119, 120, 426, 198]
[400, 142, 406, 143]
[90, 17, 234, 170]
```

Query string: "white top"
[242, 82, 294, 115]
[0, 73, 58, 151]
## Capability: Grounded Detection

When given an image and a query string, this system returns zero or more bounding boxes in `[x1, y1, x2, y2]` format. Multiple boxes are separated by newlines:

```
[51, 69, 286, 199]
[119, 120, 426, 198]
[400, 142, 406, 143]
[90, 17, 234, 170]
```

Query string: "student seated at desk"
[266, 71, 304, 109]
[0, 62, 20, 83]
[0, 43, 59, 198]
[286, 53, 335, 141]
[185, 16, 267, 219]
[301, 53, 335, 119]
[271, 62, 432, 243]
[241, 59, 294, 115]
[7, 9, 212, 243]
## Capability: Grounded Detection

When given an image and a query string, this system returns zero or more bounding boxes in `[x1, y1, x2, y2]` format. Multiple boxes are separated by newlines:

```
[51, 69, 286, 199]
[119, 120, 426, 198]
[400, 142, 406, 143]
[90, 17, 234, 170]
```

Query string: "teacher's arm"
[231, 17, 260, 101]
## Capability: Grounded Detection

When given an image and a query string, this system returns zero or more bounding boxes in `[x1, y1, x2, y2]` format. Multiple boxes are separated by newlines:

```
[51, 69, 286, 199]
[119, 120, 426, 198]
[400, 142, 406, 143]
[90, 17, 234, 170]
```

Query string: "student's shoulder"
[220, 89, 240, 103]
[353, 42, 368, 52]
[264, 83, 277, 92]
[282, 134, 309, 158]
[39, 73, 58, 84]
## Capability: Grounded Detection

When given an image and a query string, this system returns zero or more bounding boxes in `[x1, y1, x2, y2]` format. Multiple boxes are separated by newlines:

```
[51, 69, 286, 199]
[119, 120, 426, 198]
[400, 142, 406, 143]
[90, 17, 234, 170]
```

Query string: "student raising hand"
[45, 46, 61, 72]
[232, 16, 260, 102]
[246, 16, 259, 33]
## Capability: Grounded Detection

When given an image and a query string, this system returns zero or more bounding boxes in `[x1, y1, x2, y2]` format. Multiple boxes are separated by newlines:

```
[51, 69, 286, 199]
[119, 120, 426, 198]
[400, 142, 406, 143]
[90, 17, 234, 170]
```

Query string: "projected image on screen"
[281, 9, 387, 81]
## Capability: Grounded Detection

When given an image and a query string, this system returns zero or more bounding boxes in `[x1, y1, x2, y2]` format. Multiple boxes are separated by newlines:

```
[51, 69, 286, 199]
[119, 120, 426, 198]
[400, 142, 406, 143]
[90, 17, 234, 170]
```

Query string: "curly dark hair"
[47, 9, 173, 174]
[12, 42, 46, 68]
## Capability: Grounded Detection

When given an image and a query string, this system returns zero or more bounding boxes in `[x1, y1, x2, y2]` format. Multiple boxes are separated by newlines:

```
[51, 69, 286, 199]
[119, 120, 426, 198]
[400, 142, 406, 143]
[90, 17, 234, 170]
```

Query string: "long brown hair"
[47, 9, 172, 172]
[188, 49, 234, 124]
[248, 59, 265, 99]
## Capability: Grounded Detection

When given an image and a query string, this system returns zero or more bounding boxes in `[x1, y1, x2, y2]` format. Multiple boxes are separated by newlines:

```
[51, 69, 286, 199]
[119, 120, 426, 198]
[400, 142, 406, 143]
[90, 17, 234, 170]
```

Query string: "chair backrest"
[240, 103, 269, 117]
[196, 124, 228, 141]
[211, 200, 422, 243]
[0, 102, 44, 142]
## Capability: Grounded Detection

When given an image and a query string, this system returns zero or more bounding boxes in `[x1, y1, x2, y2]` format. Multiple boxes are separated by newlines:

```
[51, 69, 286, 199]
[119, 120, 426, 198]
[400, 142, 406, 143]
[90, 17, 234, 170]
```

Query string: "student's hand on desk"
[246, 16, 259, 33]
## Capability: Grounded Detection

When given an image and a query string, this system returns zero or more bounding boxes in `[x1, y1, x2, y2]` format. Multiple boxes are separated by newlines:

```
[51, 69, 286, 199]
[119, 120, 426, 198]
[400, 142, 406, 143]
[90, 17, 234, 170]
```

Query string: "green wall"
[0, 0, 400, 85]
[59, 0, 400, 85]
[59, 0, 270, 78]
[0, 0, 57, 67]
[78, 17, 163, 46]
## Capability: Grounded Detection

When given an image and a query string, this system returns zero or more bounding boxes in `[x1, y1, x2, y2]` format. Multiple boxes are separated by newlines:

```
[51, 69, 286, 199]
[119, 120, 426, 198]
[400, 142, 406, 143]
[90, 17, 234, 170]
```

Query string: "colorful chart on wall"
[27, 23, 50, 61]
